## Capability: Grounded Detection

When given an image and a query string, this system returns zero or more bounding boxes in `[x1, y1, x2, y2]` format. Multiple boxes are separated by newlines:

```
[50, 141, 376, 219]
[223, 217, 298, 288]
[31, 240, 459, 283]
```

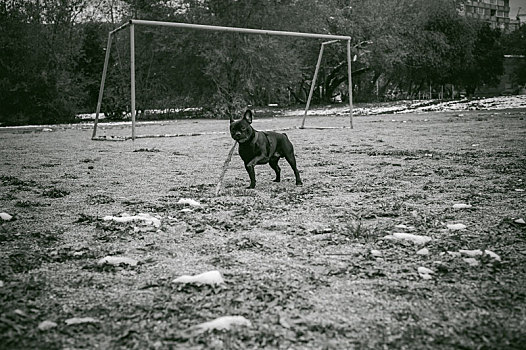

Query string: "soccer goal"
[91, 19, 354, 141]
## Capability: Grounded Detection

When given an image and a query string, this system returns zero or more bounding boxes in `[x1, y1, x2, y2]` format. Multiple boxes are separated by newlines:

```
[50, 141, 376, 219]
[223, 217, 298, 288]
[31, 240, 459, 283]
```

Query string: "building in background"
[459, 0, 521, 32]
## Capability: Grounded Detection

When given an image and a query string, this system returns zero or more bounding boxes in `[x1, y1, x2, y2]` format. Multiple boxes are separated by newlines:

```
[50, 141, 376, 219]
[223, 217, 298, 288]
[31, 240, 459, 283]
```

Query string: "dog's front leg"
[244, 163, 256, 188]
[247, 155, 269, 168]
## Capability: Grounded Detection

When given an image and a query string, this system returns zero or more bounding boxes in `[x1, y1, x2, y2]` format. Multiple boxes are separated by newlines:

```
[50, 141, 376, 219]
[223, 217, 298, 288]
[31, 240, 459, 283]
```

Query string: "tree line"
[1, 0, 525, 125]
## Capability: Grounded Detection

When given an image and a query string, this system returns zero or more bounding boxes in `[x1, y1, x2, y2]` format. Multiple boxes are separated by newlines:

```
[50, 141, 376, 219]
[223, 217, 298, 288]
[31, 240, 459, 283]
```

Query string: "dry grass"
[0, 109, 525, 349]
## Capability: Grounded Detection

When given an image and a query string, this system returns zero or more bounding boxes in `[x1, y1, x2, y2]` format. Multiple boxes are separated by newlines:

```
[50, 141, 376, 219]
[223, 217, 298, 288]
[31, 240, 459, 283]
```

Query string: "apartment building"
[460, 0, 521, 32]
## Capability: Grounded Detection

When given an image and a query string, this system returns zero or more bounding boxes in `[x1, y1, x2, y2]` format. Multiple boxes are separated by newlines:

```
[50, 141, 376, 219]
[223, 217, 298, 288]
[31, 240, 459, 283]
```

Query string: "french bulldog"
[230, 110, 302, 189]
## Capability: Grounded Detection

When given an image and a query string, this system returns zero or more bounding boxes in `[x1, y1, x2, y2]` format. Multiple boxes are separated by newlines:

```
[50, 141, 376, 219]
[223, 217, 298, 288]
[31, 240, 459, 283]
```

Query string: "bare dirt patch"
[1, 109, 525, 349]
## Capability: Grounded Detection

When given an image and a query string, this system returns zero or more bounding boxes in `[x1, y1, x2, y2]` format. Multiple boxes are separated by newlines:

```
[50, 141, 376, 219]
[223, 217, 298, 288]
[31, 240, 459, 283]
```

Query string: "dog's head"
[230, 110, 254, 143]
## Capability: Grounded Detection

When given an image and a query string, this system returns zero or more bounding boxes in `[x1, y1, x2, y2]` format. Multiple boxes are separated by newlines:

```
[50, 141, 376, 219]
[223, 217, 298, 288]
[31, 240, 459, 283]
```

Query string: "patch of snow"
[97, 256, 138, 267]
[384, 232, 432, 245]
[177, 198, 201, 207]
[416, 248, 429, 255]
[173, 270, 224, 285]
[38, 320, 58, 331]
[408, 95, 526, 113]
[14, 309, 26, 317]
[463, 258, 479, 267]
[459, 249, 483, 257]
[514, 218, 525, 225]
[447, 223, 466, 230]
[370, 249, 383, 257]
[484, 250, 501, 261]
[394, 224, 415, 230]
[452, 204, 472, 209]
[65, 317, 99, 325]
[190, 316, 251, 333]
[103, 213, 161, 228]
[0, 212, 13, 221]
[418, 266, 434, 279]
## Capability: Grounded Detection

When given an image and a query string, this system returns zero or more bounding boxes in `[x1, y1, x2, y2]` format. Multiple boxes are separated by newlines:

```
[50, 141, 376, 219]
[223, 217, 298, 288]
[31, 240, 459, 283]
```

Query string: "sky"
[510, 0, 526, 19]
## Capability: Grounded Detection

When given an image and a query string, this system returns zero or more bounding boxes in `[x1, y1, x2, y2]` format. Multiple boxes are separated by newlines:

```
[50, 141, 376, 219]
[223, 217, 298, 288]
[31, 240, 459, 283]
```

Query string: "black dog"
[230, 110, 302, 189]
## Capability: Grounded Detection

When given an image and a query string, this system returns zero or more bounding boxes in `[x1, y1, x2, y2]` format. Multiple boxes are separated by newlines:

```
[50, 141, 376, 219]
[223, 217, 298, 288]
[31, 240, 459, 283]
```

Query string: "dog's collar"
[250, 131, 259, 145]
[239, 129, 258, 145]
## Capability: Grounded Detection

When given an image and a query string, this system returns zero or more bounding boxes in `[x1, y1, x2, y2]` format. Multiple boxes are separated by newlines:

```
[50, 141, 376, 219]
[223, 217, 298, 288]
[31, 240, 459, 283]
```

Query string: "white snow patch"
[97, 256, 138, 267]
[416, 248, 429, 255]
[447, 223, 467, 230]
[383, 232, 432, 245]
[103, 213, 161, 228]
[177, 198, 201, 207]
[189, 316, 251, 333]
[65, 317, 99, 325]
[463, 258, 479, 267]
[0, 213, 13, 221]
[484, 250, 501, 261]
[370, 249, 383, 257]
[418, 266, 434, 279]
[38, 320, 58, 331]
[452, 204, 472, 209]
[173, 270, 224, 285]
[459, 249, 483, 257]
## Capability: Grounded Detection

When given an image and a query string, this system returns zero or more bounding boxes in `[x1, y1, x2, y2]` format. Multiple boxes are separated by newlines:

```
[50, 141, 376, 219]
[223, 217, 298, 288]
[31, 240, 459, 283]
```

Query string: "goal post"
[92, 19, 354, 140]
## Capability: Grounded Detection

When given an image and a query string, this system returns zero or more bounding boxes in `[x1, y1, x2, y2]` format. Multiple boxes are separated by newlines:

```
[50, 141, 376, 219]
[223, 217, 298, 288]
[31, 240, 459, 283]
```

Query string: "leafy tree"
[0, 1, 88, 125]
[502, 24, 526, 87]
[462, 24, 504, 95]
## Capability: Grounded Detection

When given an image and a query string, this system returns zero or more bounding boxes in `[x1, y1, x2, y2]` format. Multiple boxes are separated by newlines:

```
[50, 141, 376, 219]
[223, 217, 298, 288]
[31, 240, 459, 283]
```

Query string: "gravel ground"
[1, 107, 525, 349]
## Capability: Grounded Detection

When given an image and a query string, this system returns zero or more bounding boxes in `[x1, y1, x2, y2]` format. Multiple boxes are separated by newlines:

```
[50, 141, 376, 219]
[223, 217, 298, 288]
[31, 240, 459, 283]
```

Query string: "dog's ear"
[243, 110, 253, 124]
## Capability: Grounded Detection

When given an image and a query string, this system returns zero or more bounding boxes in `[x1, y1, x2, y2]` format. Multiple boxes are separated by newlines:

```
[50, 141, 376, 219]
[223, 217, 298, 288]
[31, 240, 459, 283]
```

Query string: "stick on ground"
[215, 141, 238, 196]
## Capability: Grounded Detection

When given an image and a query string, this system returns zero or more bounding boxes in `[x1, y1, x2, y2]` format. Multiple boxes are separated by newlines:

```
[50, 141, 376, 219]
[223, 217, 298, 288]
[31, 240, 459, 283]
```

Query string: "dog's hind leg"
[284, 153, 302, 186]
[269, 156, 281, 182]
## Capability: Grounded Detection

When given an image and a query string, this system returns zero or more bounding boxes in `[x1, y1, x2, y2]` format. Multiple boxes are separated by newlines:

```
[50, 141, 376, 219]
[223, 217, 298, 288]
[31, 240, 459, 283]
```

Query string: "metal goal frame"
[92, 19, 354, 140]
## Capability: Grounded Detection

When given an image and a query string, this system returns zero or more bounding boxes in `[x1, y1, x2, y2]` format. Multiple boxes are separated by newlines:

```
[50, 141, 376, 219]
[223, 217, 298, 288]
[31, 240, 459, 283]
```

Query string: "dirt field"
[1, 109, 525, 349]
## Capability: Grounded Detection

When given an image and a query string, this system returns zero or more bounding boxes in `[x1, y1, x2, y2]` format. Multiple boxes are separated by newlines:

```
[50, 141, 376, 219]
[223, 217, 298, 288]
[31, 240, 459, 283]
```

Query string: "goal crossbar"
[92, 19, 354, 140]
[130, 19, 352, 41]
